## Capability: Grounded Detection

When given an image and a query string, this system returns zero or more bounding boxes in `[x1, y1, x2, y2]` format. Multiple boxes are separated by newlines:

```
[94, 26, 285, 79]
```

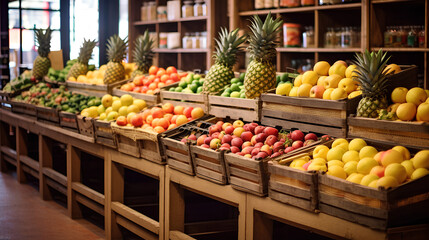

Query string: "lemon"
[276, 82, 293, 96]
[313, 61, 330, 76]
[391, 87, 408, 103]
[396, 103, 417, 121]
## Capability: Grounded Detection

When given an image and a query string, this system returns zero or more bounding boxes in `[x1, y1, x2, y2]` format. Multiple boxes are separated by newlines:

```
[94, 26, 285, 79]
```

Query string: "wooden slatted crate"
[208, 96, 262, 122]
[36, 105, 60, 125]
[76, 115, 95, 138]
[190, 145, 228, 185]
[112, 88, 160, 107]
[59, 111, 79, 132]
[66, 79, 127, 97]
[94, 119, 117, 149]
[10, 100, 36, 116]
[348, 116, 429, 149]
[162, 137, 193, 175]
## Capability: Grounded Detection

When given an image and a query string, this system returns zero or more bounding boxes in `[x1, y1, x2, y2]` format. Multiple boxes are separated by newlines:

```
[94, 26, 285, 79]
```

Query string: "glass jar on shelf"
[192, 32, 201, 48]
[319, 0, 330, 5]
[140, 2, 148, 22]
[407, 26, 418, 47]
[324, 27, 333, 48]
[283, 23, 301, 47]
[159, 33, 168, 48]
[182, 1, 194, 18]
[301, 0, 315, 6]
[255, 0, 264, 9]
[334, 27, 342, 48]
[183, 33, 192, 49]
[200, 31, 207, 49]
[341, 27, 351, 48]
[280, 0, 300, 8]
[418, 26, 425, 48]
[194, 0, 204, 16]
[157, 6, 167, 21]
[302, 26, 314, 48]
[148, 2, 157, 21]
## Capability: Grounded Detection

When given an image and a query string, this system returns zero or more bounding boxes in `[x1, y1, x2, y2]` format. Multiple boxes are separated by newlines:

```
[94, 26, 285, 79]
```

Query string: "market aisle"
[0, 172, 105, 240]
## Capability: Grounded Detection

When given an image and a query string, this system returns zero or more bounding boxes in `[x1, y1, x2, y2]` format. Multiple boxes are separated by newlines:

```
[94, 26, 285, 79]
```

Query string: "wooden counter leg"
[16, 127, 27, 183]
[165, 168, 185, 239]
[106, 151, 124, 240]
[39, 135, 53, 200]
[67, 144, 82, 219]
[0, 122, 6, 173]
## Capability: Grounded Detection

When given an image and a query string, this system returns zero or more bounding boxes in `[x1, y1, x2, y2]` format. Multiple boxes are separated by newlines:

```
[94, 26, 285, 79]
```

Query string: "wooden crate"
[10, 100, 36, 117]
[66, 79, 127, 97]
[348, 116, 429, 149]
[317, 139, 428, 230]
[94, 119, 117, 149]
[385, 65, 419, 92]
[111, 123, 164, 164]
[261, 92, 361, 138]
[224, 153, 269, 196]
[59, 111, 79, 132]
[190, 145, 228, 185]
[162, 137, 193, 175]
[36, 105, 60, 125]
[112, 88, 160, 107]
[160, 90, 208, 112]
[76, 115, 95, 138]
[208, 95, 261, 122]
[0, 86, 31, 110]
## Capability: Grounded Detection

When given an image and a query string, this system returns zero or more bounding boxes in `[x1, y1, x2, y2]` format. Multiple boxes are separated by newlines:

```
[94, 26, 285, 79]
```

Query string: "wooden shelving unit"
[229, 0, 429, 88]
[128, 0, 228, 72]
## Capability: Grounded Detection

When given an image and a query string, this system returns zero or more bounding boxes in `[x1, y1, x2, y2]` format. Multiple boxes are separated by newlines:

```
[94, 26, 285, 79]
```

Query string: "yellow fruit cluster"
[68, 62, 135, 85]
[80, 93, 146, 122]
[389, 87, 429, 122]
[286, 138, 429, 190]
[276, 60, 362, 100]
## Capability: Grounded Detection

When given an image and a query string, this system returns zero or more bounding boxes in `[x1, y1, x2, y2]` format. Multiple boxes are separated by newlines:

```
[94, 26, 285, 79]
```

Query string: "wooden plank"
[194, 157, 222, 172]
[167, 158, 194, 175]
[39, 134, 53, 200]
[2, 154, 17, 166]
[262, 107, 345, 127]
[268, 189, 312, 211]
[75, 193, 105, 216]
[166, 149, 191, 163]
[170, 231, 197, 240]
[184, 219, 238, 234]
[229, 166, 260, 183]
[268, 163, 314, 184]
[105, 151, 123, 239]
[163, 138, 188, 151]
[195, 166, 224, 183]
[67, 144, 82, 219]
[19, 155, 39, 171]
[110, 150, 164, 179]
[42, 167, 67, 186]
[224, 154, 260, 169]
[209, 105, 259, 122]
[230, 176, 265, 195]
[348, 116, 429, 133]
[1, 145, 16, 159]
[261, 93, 348, 110]
[190, 145, 220, 159]
[161, 91, 205, 101]
[269, 180, 311, 199]
[21, 164, 39, 179]
[111, 201, 160, 235]
[116, 215, 159, 240]
[209, 95, 259, 109]
[45, 177, 67, 195]
[72, 182, 105, 205]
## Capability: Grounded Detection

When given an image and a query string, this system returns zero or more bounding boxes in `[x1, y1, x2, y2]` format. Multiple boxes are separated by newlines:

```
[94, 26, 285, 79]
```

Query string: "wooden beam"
[72, 182, 105, 206]
[46, 177, 67, 196]
[75, 193, 105, 216]
[43, 167, 67, 186]
[116, 215, 158, 240]
[170, 230, 197, 240]
[68, 144, 82, 219]
[111, 201, 160, 235]
[19, 155, 39, 171]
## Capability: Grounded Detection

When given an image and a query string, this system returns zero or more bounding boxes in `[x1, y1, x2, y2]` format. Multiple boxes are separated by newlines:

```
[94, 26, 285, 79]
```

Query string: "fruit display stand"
[94, 119, 117, 149]
[66, 79, 128, 98]
[0, 85, 32, 110]
[208, 96, 262, 122]
[35, 105, 60, 125]
[348, 116, 429, 149]
[111, 82, 175, 107]
[58, 111, 79, 132]
[160, 90, 208, 113]
[9, 100, 37, 117]
[76, 115, 96, 139]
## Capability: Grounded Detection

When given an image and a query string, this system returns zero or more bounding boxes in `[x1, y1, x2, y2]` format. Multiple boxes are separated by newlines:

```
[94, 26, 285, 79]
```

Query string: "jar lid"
[284, 23, 301, 28]
[184, 1, 194, 4]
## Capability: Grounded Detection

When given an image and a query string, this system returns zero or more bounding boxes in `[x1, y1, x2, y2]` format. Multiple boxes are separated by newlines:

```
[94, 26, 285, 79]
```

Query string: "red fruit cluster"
[120, 66, 186, 95]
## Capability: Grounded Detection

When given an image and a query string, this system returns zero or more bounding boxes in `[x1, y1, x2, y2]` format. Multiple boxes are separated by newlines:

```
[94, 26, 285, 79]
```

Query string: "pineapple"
[104, 35, 128, 84]
[202, 27, 246, 94]
[67, 39, 97, 80]
[131, 30, 154, 79]
[353, 50, 391, 118]
[244, 13, 283, 98]
[33, 27, 53, 79]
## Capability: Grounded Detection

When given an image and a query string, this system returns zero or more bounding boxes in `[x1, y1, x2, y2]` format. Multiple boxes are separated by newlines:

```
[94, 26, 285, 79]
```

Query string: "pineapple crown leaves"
[34, 27, 52, 58]
[352, 49, 391, 98]
[106, 34, 128, 63]
[78, 39, 97, 65]
[247, 12, 283, 63]
[133, 30, 155, 69]
[213, 27, 247, 67]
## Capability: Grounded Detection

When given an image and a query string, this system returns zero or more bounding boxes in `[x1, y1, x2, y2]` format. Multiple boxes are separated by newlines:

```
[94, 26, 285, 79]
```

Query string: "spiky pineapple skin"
[131, 70, 144, 79]
[67, 62, 88, 80]
[244, 60, 276, 98]
[202, 64, 234, 94]
[357, 97, 389, 118]
[33, 56, 51, 79]
[104, 61, 125, 84]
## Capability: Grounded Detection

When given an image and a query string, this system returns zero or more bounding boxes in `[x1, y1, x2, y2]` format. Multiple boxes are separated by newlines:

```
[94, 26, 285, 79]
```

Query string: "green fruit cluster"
[13, 83, 100, 114]
[2, 70, 33, 92]
[47, 59, 95, 82]
[169, 73, 205, 94]
[276, 72, 298, 87]
[219, 72, 246, 98]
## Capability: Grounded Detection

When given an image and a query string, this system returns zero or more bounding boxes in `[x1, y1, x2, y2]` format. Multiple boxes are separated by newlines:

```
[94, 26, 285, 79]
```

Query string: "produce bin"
[160, 90, 208, 112]
[10, 100, 37, 117]
[36, 105, 60, 125]
[59, 111, 79, 132]
[94, 119, 117, 149]
[76, 115, 95, 138]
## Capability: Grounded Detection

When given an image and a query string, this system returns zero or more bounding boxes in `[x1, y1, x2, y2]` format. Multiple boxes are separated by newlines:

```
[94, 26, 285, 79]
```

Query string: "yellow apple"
[396, 103, 417, 121]
[359, 146, 378, 159]
[294, 75, 303, 87]
[338, 78, 357, 93]
[327, 165, 347, 179]
[401, 160, 415, 178]
[317, 76, 327, 87]
[324, 74, 343, 89]
[370, 165, 385, 178]
[276, 82, 293, 96]
[327, 160, 344, 168]
[357, 157, 379, 174]
[412, 150, 429, 169]
[406, 87, 427, 106]
[297, 83, 313, 97]
[346, 173, 364, 184]
[348, 138, 367, 152]
[387, 103, 401, 113]
[327, 146, 347, 161]
[385, 163, 407, 183]
[323, 88, 335, 100]
[391, 87, 408, 104]
[416, 102, 429, 122]
[348, 90, 362, 99]
[381, 149, 404, 167]
[289, 86, 299, 97]
[392, 146, 410, 160]
[344, 161, 358, 176]
[329, 63, 347, 77]
[368, 179, 378, 188]
[309, 85, 325, 98]
[376, 176, 399, 189]
[360, 174, 379, 186]
[302, 70, 319, 85]
[330, 88, 348, 100]
[313, 145, 330, 160]
[342, 150, 360, 163]
[411, 168, 429, 180]
[313, 61, 330, 76]
[345, 64, 358, 79]
[332, 138, 349, 150]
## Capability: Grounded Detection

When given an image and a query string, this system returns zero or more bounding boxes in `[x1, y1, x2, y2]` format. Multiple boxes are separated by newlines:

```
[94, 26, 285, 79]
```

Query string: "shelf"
[133, 16, 208, 26]
[277, 47, 362, 53]
[154, 48, 209, 53]
[371, 47, 429, 52]
[372, 0, 421, 4]
[239, 3, 362, 16]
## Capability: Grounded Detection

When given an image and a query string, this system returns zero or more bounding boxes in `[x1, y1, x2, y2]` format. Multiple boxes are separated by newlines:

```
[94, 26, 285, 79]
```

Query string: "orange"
[148, 66, 158, 75]
[153, 126, 165, 133]
[140, 86, 148, 93]
[153, 78, 160, 84]
[156, 68, 166, 77]
[174, 105, 185, 115]
[148, 82, 157, 90]
[171, 115, 178, 124]
[162, 103, 174, 113]
[166, 66, 177, 75]
[175, 115, 188, 126]
[146, 90, 154, 95]
[160, 75, 169, 83]
[158, 82, 165, 88]
[167, 123, 177, 130]
[178, 72, 188, 78]
[151, 108, 165, 119]
[151, 118, 160, 127]
[141, 110, 151, 121]
[170, 73, 179, 82]
[165, 79, 175, 85]
[147, 74, 156, 82]
[157, 118, 169, 129]
[164, 113, 173, 122]
[146, 115, 153, 125]
[129, 82, 136, 88]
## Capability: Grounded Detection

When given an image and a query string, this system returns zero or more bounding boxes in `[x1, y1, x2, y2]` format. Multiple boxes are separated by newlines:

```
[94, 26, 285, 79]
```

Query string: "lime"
[240, 88, 245, 93]
[197, 86, 203, 93]
[182, 88, 193, 94]
[281, 73, 289, 82]
[189, 84, 199, 93]
[192, 80, 200, 85]
[224, 88, 232, 93]
[186, 73, 194, 84]
[240, 92, 246, 98]
[231, 78, 240, 84]
[230, 91, 241, 98]
[175, 87, 183, 92]
[193, 74, 201, 80]
[179, 81, 187, 89]
[236, 81, 243, 86]
[221, 92, 230, 97]
[239, 85, 245, 89]
[199, 78, 205, 85]
[169, 87, 176, 92]
[231, 83, 240, 92]
[239, 72, 245, 81]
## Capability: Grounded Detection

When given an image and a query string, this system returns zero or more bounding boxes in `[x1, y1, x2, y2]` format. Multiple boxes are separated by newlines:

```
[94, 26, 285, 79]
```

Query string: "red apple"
[230, 146, 240, 153]
[236, 152, 245, 156]
[255, 133, 268, 143]
[221, 134, 233, 144]
[225, 125, 235, 135]
[181, 138, 188, 143]
[305, 133, 318, 141]
[261, 144, 272, 155]
[130, 114, 143, 127]
[251, 135, 258, 145]
[216, 121, 224, 128]
[263, 127, 278, 136]
[251, 148, 260, 156]
[310, 85, 325, 98]
[243, 124, 251, 132]
[222, 122, 232, 131]
[183, 107, 193, 118]
[292, 140, 304, 149]
[291, 130, 304, 141]
[209, 125, 221, 135]
[116, 116, 127, 126]
[302, 161, 311, 170]
[254, 126, 266, 134]
[322, 135, 332, 141]
[197, 135, 207, 146]
[255, 151, 268, 159]
[242, 141, 252, 148]
[231, 138, 243, 148]
[221, 143, 230, 148]
[210, 138, 221, 149]
[201, 144, 210, 148]
[188, 134, 197, 141]
[273, 141, 285, 152]
[211, 132, 220, 139]
[204, 137, 213, 145]
[254, 142, 264, 148]
[264, 135, 278, 146]
[285, 146, 295, 153]
[242, 146, 255, 155]
[241, 131, 253, 142]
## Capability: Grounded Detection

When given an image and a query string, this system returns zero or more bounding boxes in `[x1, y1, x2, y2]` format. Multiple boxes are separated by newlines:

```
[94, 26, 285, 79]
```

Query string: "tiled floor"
[0, 172, 105, 240]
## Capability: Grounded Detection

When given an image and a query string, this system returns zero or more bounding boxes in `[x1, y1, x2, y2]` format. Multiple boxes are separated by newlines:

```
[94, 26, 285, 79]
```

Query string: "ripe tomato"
[148, 82, 157, 90]
[156, 68, 166, 77]
[149, 66, 158, 75]
[166, 66, 177, 75]
[170, 73, 179, 82]
[165, 79, 175, 85]
[160, 74, 169, 83]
